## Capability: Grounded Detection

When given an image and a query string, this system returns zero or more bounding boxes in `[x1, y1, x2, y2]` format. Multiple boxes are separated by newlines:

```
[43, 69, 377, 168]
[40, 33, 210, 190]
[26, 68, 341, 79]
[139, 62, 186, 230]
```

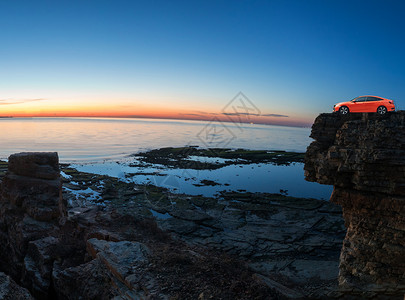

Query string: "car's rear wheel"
[339, 106, 349, 115]
[377, 106, 387, 115]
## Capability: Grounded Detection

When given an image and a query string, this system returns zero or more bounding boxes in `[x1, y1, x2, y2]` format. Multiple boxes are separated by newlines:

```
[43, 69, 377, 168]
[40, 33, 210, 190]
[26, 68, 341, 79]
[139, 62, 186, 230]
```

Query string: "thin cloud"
[194, 111, 219, 115]
[179, 113, 207, 117]
[0, 98, 47, 105]
[261, 113, 289, 118]
[222, 112, 289, 118]
[223, 112, 259, 116]
[179, 112, 220, 117]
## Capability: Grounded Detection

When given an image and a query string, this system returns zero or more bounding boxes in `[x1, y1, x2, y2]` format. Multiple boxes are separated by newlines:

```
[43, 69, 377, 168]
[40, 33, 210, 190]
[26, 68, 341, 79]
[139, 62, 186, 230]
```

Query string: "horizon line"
[0, 114, 312, 128]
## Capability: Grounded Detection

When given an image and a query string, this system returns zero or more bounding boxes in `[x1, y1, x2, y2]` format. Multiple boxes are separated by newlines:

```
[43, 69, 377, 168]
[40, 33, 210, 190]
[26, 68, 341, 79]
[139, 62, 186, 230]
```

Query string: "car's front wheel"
[377, 106, 387, 115]
[339, 106, 349, 115]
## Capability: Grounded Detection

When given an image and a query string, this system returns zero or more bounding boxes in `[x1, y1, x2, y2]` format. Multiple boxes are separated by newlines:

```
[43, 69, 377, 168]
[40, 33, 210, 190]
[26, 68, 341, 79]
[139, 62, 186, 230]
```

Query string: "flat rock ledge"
[305, 111, 405, 298]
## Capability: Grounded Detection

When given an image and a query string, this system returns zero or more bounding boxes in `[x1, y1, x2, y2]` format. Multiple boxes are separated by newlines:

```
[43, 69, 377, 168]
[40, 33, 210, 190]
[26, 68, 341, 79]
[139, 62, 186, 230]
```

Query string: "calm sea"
[0, 117, 312, 162]
[0, 118, 331, 199]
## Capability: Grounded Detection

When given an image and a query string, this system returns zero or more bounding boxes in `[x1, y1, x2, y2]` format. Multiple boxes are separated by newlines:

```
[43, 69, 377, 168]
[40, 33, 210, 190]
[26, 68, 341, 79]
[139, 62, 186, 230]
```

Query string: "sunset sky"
[1, 0, 405, 127]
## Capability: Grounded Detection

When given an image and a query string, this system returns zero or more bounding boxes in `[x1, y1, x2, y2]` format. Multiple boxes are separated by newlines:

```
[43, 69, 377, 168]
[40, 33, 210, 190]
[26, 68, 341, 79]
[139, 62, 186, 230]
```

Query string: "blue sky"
[1, 0, 404, 126]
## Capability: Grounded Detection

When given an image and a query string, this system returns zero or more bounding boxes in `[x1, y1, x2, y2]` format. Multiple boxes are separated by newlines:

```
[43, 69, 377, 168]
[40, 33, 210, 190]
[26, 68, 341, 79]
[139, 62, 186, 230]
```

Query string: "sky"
[1, 0, 405, 127]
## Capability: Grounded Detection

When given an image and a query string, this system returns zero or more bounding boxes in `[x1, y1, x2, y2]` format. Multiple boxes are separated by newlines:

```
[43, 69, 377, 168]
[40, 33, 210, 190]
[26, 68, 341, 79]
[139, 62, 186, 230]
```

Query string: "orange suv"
[334, 96, 395, 115]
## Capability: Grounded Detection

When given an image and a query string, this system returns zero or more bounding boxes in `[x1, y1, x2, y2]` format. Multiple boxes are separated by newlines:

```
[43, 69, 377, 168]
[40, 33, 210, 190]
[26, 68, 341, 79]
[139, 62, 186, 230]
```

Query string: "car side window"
[366, 97, 381, 101]
[355, 97, 366, 102]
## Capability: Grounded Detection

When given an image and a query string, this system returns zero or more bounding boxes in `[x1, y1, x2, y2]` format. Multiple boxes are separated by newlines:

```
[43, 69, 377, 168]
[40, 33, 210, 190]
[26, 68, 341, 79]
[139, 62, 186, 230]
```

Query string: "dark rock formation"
[8, 152, 60, 180]
[1, 152, 65, 222]
[0, 272, 33, 300]
[52, 238, 153, 299]
[0, 150, 351, 299]
[305, 112, 405, 298]
[0, 152, 280, 299]
[0, 152, 66, 298]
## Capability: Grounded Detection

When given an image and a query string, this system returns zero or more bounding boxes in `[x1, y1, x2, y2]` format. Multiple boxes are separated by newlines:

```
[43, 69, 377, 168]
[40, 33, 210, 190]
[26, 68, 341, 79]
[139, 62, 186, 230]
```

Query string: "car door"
[366, 97, 381, 112]
[351, 97, 367, 112]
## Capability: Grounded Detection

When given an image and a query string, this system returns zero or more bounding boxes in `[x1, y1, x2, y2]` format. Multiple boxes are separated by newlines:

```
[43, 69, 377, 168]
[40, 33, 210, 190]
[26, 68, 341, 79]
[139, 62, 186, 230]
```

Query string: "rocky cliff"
[305, 111, 405, 298]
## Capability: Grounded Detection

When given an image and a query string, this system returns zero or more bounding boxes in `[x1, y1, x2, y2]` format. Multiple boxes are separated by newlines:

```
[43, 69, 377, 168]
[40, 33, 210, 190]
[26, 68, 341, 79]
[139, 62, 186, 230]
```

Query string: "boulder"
[8, 152, 60, 180]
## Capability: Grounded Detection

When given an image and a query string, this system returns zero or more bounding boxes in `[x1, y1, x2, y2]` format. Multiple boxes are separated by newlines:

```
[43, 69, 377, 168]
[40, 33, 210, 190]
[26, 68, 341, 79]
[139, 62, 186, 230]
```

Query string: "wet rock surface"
[305, 111, 405, 298]
[0, 151, 345, 299]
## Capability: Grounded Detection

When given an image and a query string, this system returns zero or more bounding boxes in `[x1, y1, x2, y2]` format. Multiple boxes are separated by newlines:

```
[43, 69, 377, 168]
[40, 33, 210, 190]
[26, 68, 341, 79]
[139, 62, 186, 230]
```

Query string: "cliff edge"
[305, 111, 405, 298]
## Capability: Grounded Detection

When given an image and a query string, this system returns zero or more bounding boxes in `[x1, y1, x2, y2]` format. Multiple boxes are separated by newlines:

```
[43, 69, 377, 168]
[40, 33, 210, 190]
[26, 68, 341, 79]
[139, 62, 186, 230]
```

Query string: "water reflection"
[0, 117, 312, 162]
[71, 161, 332, 200]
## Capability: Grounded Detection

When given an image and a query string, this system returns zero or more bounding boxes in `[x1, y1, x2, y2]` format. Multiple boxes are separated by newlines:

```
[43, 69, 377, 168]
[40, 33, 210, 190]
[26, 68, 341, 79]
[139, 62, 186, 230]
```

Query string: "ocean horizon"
[0, 117, 313, 162]
[0, 117, 332, 200]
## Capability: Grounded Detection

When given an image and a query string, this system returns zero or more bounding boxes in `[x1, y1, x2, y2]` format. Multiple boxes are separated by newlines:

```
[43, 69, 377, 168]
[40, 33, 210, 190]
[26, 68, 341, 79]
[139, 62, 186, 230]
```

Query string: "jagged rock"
[52, 259, 115, 299]
[0, 272, 34, 300]
[305, 111, 405, 297]
[22, 236, 60, 298]
[1, 175, 62, 221]
[0, 214, 57, 281]
[86, 238, 150, 285]
[53, 239, 153, 299]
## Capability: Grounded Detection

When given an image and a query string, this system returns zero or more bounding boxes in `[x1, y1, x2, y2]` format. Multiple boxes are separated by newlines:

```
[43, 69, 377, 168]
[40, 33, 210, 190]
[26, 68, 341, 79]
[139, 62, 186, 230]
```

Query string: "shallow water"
[70, 160, 332, 200]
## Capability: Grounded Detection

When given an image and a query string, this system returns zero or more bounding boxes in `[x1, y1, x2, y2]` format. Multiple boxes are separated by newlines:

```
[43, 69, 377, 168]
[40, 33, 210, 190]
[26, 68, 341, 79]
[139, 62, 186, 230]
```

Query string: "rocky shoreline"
[0, 149, 345, 299]
[2, 113, 404, 299]
[3, 112, 405, 300]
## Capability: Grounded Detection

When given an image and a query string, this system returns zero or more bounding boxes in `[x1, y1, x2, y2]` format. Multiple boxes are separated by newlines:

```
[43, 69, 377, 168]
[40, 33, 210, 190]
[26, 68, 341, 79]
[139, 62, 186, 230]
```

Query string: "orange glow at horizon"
[0, 103, 313, 127]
